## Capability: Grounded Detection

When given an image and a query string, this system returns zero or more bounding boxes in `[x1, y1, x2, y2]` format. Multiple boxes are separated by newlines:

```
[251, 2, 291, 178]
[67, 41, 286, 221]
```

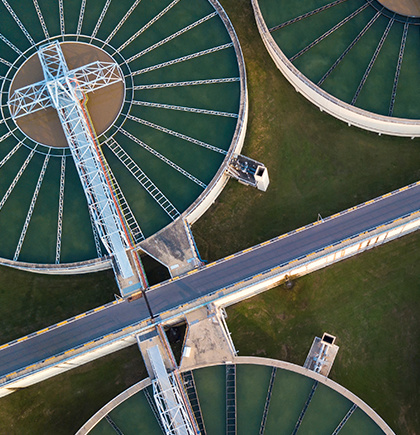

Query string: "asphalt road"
[1, 183, 420, 378]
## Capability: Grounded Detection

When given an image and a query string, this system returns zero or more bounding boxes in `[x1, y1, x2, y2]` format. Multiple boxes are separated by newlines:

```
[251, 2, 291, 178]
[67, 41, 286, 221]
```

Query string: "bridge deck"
[1, 182, 420, 380]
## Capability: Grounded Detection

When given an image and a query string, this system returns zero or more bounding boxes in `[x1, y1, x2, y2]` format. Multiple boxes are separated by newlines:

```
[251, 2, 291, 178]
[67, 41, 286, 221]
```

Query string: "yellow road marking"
[94, 306, 105, 312]
[37, 328, 49, 335]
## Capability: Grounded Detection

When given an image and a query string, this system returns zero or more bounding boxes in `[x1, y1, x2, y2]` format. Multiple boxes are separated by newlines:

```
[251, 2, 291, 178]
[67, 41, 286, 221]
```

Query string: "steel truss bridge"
[9, 41, 146, 289]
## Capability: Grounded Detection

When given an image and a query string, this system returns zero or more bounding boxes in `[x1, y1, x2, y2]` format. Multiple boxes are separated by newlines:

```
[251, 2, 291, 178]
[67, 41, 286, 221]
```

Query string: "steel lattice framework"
[147, 345, 196, 435]
[9, 41, 137, 281]
[9, 60, 123, 119]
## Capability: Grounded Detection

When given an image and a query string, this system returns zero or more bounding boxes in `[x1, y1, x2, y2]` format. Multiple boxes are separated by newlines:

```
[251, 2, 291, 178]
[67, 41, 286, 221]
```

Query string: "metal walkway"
[290, 2, 371, 62]
[269, 0, 349, 32]
[352, 17, 394, 105]
[291, 381, 318, 435]
[318, 8, 381, 87]
[147, 345, 196, 435]
[259, 367, 277, 435]
[144, 386, 166, 433]
[105, 415, 124, 435]
[389, 22, 409, 116]
[332, 404, 358, 434]
[226, 364, 237, 435]
[182, 371, 207, 434]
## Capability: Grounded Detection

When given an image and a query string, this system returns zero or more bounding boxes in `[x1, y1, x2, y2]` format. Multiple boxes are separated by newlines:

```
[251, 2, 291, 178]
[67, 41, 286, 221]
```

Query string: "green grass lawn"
[0, 0, 419, 433]
[227, 230, 420, 435]
[0, 266, 118, 344]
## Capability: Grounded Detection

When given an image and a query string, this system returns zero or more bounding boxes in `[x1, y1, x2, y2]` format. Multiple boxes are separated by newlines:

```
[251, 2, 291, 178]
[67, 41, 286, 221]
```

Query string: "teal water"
[293, 2, 375, 84]
[194, 365, 227, 435]
[356, 20, 403, 115]
[259, 0, 420, 119]
[88, 418, 115, 435]
[0, 0, 241, 264]
[106, 389, 162, 435]
[323, 14, 390, 104]
[297, 382, 352, 434]
[17, 155, 62, 264]
[90, 388, 162, 435]
[236, 364, 272, 434]
[392, 25, 420, 119]
[339, 406, 385, 434]
[264, 369, 315, 434]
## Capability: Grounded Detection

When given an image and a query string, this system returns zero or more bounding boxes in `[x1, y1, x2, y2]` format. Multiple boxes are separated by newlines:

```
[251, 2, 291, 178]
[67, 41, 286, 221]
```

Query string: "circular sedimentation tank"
[0, 0, 246, 270]
[79, 360, 393, 434]
[252, 0, 420, 137]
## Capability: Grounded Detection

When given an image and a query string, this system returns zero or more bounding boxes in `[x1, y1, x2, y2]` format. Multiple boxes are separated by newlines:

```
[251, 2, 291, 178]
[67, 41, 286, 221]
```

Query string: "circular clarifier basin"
[253, 0, 420, 136]
[0, 0, 246, 268]
[79, 361, 393, 434]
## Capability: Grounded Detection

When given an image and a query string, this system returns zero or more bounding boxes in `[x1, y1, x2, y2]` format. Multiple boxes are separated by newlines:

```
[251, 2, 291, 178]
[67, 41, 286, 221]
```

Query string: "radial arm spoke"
[270, 0, 349, 32]
[0, 57, 13, 68]
[0, 147, 37, 212]
[317, 9, 380, 86]
[127, 11, 217, 63]
[14, 151, 50, 260]
[59, 0, 65, 36]
[103, 0, 142, 46]
[352, 18, 394, 105]
[116, 0, 181, 53]
[55, 154, 66, 263]
[0, 33, 23, 56]
[133, 77, 240, 90]
[132, 100, 237, 118]
[76, 0, 87, 37]
[1, 0, 36, 46]
[118, 128, 207, 188]
[90, 0, 112, 40]
[130, 43, 233, 76]
[127, 114, 227, 155]
[106, 137, 180, 220]
[0, 140, 23, 169]
[32, 0, 49, 40]
[290, 2, 371, 62]
[389, 22, 409, 116]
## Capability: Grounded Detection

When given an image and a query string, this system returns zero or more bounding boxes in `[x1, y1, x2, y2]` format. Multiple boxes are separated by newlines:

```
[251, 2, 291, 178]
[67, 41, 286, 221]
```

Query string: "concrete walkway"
[180, 306, 235, 371]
